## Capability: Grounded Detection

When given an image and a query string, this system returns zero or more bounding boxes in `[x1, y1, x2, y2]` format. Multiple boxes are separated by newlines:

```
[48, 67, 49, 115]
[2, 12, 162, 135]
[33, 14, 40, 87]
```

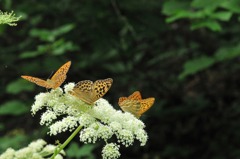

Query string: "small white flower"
[79, 127, 98, 143]
[31, 92, 49, 115]
[109, 122, 122, 132]
[135, 129, 148, 146]
[28, 139, 46, 152]
[64, 82, 75, 93]
[40, 110, 57, 126]
[54, 154, 64, 159]
[102, 143, 120, 159]
[0, 139, 65, 159]
[31, 153, 43, 159]
[97, 123, 113, 140]
[0, 148, 15, 159]
[41, 144, 56, 153]
[49, 116, 78, 135]
[78, 114, 96, 127]
[64, 94, 88, 116]
[51, 102, 68, 115]
[50, 87, 63, 95]
[42, 144, 65, 155]
[15, 147, 32, 158]
[116, 129, 134, 147]
[31, 83, 150, 159]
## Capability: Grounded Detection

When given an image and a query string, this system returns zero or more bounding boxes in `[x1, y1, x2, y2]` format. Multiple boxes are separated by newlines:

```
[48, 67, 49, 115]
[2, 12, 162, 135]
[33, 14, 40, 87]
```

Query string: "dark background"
[1, 0, 240, 158]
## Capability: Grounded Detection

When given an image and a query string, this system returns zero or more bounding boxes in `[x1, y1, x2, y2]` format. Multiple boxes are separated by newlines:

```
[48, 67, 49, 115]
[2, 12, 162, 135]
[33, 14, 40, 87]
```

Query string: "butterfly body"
[21, 61, 71, 89]
[118, 91, 155, 118]
[70, 78, 113, 105]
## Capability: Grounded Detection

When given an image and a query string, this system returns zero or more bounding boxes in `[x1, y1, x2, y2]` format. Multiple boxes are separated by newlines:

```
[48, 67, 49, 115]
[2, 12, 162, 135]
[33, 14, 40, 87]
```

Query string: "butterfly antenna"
[46, 72, 53, 92]
[48, 71, 54, 79]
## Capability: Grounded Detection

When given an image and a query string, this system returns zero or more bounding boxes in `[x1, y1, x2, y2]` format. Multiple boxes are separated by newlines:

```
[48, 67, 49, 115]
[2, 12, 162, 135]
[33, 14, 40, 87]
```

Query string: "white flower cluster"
[0, 139, 65, 159]
[0, 11, 21, 26]
[102, 143, 120, 159]
[31, 83, 148, 159]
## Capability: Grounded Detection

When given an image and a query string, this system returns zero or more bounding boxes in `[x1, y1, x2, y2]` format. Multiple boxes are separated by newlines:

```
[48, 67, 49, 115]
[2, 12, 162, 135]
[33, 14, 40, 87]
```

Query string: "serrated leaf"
[0, 100, 29, 115]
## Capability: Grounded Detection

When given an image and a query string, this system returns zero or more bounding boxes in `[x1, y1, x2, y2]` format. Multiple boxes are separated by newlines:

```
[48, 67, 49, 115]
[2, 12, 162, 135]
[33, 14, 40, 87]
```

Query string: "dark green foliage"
[1, 0, 240, 158]
[0, 100, 29, 115]
[0, 134, 30, 152]
[66, 142, 96, 159]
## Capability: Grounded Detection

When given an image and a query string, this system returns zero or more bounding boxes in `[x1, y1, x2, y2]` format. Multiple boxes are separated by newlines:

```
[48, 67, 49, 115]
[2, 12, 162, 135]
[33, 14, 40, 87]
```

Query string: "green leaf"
[30, 23, 75, 42]
[210, 11, 232, 21]
[66, 142, 95, 158]
[179, 56, 215, 80]
[0, 100, 29, 115]
[191, 0, 226, 9]
[0, 135, 29, 151]
[103, 62, 128, 73]
[221, 0, 240, 14]
[30, 29, 55, 42]
[19, 50, 45, 59]
[165, 10, 207, 23]
[6, 79, 35, 94]
[214, 44, 240, 61]
[51, 39, 78, 55]
[162, 1, 190, 15]
[191, 20, 222, 31]
[52, 23, 75, 37]
[165, 10, 191, 23]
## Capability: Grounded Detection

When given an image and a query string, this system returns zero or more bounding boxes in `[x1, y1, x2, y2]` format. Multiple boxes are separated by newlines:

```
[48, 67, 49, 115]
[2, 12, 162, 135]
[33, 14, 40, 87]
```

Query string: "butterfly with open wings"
[69, 78, 113, 105]
[21, 61, 71, 89]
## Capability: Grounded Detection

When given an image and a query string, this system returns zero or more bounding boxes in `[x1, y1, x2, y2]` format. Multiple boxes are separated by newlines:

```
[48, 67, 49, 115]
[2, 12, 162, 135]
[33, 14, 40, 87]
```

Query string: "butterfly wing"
[119, 91, 142, 105]
[138, 97, 155, 116]
[91, 78, 113, 102]
[70, 80, 94, 104]
[118, 97, 128, 105]
[21, 75, 53, 88]
[118, 91, 155, 118]
[119, 99, 142, 118]
[50, 61, 71, 88]
[128, 91, 142, 100]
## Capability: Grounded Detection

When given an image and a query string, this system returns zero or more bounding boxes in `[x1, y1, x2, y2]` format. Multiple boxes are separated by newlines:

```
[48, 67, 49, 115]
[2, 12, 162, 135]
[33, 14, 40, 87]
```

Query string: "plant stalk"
[50, 125, 83, 159]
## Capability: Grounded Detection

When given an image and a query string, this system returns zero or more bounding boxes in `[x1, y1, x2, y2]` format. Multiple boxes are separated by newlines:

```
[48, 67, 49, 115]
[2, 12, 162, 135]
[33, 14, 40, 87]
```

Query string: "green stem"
[50, 125, 83, 159]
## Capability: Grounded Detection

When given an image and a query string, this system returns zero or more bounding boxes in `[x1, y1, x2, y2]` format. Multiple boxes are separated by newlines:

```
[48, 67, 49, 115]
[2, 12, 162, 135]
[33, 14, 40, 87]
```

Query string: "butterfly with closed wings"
[118, 91, 155, 118]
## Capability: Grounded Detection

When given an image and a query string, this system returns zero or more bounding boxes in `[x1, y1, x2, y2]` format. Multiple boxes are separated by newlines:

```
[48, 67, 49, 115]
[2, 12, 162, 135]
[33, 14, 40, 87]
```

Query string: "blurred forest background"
[1, 0, 240, 158]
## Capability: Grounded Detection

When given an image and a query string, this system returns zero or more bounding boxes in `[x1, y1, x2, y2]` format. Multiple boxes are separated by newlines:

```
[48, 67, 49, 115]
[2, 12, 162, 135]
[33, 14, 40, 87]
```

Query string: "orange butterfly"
[118, 91, 155, 118]
[70, 78, 113, 105]
[21, 61, 71, 89]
